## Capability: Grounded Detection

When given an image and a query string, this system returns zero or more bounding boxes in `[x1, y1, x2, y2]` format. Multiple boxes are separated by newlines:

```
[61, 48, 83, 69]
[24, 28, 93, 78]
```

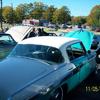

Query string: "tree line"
[1, 2, 100, 28]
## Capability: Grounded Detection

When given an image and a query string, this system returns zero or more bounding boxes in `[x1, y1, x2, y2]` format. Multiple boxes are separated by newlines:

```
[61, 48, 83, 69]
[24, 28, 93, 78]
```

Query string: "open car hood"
[64, 29, 94, 51]
[6, 25, 33, 42]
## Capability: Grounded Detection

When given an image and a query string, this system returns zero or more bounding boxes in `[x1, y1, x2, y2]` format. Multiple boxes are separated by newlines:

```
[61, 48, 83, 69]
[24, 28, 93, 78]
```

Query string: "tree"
[3, 6, 15, 24]
[24, 3, 34, 18]
[15, 3, 30, 23]
[87, 5, 100, 28]
[42, 5, 56, 22]
[52, 6, 71, 24]
[72, 16, 86, 25]
[31, 2, 47, 19]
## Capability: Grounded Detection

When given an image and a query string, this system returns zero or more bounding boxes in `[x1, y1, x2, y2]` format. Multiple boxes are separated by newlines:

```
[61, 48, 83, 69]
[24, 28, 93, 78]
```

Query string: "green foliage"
[2, 2, 71, 24]
[52, 6, 71, 24]
[71, 16, 86, 25]
[3, 6, 15, 24]
[42, 6, 56, 22]
[15, 3, 33, 23]
[2, 2, 100, 26]
[31, 2, 47, 19]
[87, 5, 100, 27]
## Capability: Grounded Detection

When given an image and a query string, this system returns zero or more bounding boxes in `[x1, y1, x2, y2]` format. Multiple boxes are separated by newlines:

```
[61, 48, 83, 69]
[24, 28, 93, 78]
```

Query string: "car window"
[10, 44, 64, 64]
[0, 35, 15, 45]
[66, 42, 86, 61]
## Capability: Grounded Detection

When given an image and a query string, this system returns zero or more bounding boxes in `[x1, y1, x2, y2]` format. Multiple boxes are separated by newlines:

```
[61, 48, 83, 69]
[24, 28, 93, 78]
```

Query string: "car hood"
[64, 29, 94, 51]
[6, 26, 33, 42]
[0, 57, 53, 99]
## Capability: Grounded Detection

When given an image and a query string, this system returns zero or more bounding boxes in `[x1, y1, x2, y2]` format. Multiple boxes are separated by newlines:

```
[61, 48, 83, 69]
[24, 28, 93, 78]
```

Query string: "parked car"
[95, 28, 100, 32]
[0, 26, 57, 60]
[47, 32, 57, 36]
[91, 35, 100, 50]
[91, 35, 100, 64]
[6, 25, 57, 42]
[6, 25, 34, 43]
[60, 24, 68, 29]
[0, 33, 16, 60]
[0, 25, 34, 60]
[0, 36, 97, 100]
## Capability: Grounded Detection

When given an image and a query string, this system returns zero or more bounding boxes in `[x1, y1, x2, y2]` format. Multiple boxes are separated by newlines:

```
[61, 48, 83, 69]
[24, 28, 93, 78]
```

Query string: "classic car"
[0, 25, 33, 60]
[0, 26, 57, 60]
[0, 33, 16, 60]
[6, 25, 34, 42]
[63, 29, 100, 65]
[91, 35, 100, 50]
[91, 35, 100, 63]
[0, 36, 97, 100]
[6, 25, 57, 43]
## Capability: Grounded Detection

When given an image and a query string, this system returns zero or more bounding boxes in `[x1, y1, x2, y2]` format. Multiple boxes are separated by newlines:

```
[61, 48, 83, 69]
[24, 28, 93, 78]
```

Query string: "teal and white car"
[0, 36, 97, 100]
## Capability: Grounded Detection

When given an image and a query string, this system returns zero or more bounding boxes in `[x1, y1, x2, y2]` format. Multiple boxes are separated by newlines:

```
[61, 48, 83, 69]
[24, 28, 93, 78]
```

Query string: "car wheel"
[50, 87, 63, 100]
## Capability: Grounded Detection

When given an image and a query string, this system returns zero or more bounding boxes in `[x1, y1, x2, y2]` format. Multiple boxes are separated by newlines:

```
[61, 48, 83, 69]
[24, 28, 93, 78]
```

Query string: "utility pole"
[11, 3, 14, 26]
[0, 0, 3, 32]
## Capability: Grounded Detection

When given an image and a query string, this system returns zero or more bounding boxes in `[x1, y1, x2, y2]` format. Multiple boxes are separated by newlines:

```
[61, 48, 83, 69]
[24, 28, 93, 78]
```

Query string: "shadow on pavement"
[66, 69, 100, 100]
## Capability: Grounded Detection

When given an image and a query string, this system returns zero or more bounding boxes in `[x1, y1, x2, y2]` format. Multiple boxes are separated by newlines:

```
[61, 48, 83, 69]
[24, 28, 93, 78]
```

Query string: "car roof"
[19, 36, 79, 48]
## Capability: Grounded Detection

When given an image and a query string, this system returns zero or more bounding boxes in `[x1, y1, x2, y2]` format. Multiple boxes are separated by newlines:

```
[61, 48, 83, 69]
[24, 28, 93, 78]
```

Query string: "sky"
[3, 0, 100, 16]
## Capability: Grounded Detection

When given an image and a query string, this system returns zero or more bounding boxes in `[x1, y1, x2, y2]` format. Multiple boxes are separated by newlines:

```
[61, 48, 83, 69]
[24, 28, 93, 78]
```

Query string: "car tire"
[50, 87, 63, 100]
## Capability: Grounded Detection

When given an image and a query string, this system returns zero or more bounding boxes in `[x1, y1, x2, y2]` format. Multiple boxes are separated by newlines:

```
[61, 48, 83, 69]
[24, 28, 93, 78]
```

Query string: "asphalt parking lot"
[66, 64, 100, 100]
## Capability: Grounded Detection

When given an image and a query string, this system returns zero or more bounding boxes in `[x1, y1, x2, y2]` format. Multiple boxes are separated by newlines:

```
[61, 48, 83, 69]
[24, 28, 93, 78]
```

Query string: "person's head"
[32, 28, 35, 32]
[38, 28, 41, 33]
[41, 28, 44, 32]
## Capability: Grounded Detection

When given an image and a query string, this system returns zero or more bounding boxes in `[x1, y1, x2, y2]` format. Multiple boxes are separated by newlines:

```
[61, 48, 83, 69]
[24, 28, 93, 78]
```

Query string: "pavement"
[66, 64, 100, 100]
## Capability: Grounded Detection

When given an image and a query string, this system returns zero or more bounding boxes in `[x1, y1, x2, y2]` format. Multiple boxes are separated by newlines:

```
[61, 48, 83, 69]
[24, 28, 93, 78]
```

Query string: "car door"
[66, 42, 90, 83]
[66, 45, 80, 90]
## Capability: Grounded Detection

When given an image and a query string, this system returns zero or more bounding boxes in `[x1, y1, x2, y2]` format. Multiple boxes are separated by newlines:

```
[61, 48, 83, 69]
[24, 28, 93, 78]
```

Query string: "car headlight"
[39, 87, 50, 95]
[10, 84, 51, 100]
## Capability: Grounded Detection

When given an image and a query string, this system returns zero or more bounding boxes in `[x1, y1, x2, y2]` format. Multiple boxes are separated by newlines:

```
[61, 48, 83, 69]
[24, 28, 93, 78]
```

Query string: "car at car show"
[6, 25, 57, 43]
[0, 25, 33, 60]
[0, 25, 57, 60]
[0, 33, 16, 60]
[91, 34, 100, 50]
[0, 36, 97, 100]
[6, 25, 35, 42]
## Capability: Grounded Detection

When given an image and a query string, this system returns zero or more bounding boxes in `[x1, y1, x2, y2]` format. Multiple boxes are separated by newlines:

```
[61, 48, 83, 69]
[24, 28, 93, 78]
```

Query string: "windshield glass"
[9, 44, 64, 64]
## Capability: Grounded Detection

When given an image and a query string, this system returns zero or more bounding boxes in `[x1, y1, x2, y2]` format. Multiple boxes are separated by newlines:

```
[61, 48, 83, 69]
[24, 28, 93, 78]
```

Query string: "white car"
[6, 25, 34, 42]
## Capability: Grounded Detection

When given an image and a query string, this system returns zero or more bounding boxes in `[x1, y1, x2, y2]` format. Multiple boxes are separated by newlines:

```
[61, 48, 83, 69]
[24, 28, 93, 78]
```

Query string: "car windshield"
[0, 34, 16, 45]
[9, 44, 64, 64]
